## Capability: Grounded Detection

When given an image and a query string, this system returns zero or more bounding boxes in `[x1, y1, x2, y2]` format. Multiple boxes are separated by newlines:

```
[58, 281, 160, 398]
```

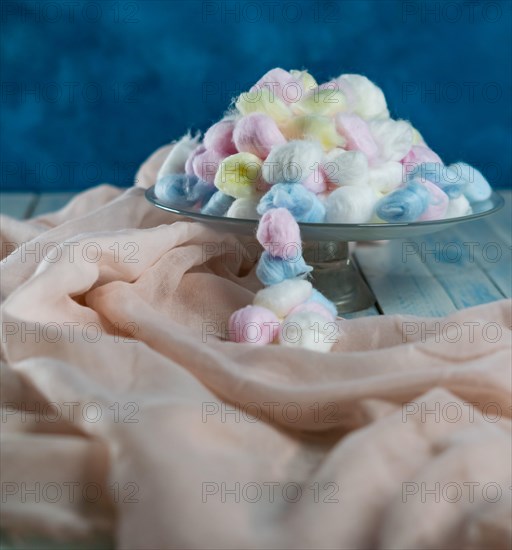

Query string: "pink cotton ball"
[288, 301, 335, 321]
[256, 207, 302, 259]
[228, 305, 280, 345]
[417, 178, 449, 221]
[233, 113, 287, 159]
[401, 145, 443, 168]
[185, 144, 206, 176]
[335, 113, 380, 162]
[203, 120, 238, 156]
[250, 68, 301, 103]
[192, 149, 226, 184]
[302, 169, 328, 194]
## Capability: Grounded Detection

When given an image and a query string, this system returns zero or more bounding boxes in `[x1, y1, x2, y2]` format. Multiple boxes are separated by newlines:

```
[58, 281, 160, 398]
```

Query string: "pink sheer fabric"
[0, 143, 510, 549]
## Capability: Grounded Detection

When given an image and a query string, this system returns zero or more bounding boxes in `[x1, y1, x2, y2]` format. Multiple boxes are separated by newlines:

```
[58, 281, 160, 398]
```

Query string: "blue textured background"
[1, 0, 510, 191]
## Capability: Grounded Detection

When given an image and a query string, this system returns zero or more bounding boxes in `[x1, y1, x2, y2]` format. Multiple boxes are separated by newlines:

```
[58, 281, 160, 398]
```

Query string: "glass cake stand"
[145, 186, 504, 313]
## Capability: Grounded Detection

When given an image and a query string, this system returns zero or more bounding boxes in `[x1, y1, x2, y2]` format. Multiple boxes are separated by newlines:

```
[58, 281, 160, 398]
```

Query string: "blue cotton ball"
[189, 178, 217, 206]
[155, 174, 199, 207]
[407, 162, 465, 198]
[256, 251, 313, 285]
[307, 289, 338, 318]
[257, 183, 326, 223]
[450, 162, 492, 203]
[201, 191, 235, 216]
[155, 173, 216, 208]
[376, 181, 430, 222]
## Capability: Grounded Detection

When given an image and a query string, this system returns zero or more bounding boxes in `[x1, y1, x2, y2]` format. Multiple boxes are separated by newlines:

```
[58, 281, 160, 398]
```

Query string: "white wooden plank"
[453, 222, 512, 298]
[31, 193, 76, 216]
[0, 193, 36, 219]
[354, 240, 457, 317]
[416, 231, 506, 308]
[485, 190, 511, 247]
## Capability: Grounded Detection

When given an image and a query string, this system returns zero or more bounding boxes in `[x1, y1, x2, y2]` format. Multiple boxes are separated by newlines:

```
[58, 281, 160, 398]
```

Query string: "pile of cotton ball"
[154, 68, 493, 352]
[229, 278, 338, 353]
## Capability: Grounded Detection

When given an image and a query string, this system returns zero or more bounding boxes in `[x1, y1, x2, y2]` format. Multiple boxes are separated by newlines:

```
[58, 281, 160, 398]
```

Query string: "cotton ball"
[226, 197, 260, 219]
[411, 127, 426, 145]
[376, 181, 430, 222]
[228, 305, 280, 345]
[401, 144, 442, 167]
[236, 87, 292, 124]
[325, 186, 377, 223]
[254, 278, 313, 318]
[214, 152, 263, 199]
[187, 178, 216, 206]
[203, 120, 238, 156]
[450, 162, 492, 203]
[185, 144, 206, 176]
[154, 174, 199, 207]
[294, 88, 348, 117]
[256, 208, 302, 259]
[288, 288, 338, 321]
[368, 161, 404, 195]
[444, 195, 472, 219]
[257, 183, 326, 223]
[417, 179, 449, 221]
[192, 149, 226, 184]
[302, 169, 328, 193]
[325, 150, 369, 187]
[263, 140, 324, 185]
[256, 251, 313, 286]
[162, 174, 214, 206]
[279, 311, 336, 352]
[369, 119, 414, 162]
[308, 289, 338, 318]
[157, 133, 200, 179]
[282, 115, 345, 151]
[336, 74, 389, 120]
[288, 301, 335, 322]
[289, 69, 317, 92]
[201, 191, 235, 216]
[408, 162, 465, 198]
[250, 67, 301, 103]
[335, 113, 379, 162]
[233, 113, 286, 159]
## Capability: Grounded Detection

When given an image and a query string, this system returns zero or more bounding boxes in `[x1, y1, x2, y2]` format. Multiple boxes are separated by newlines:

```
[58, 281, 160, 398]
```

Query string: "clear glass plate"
[145, 186, 504, 241]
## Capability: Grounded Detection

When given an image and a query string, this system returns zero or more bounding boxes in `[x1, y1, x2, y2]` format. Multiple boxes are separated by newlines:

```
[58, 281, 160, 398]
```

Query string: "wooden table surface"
[1, 191, 510, 318]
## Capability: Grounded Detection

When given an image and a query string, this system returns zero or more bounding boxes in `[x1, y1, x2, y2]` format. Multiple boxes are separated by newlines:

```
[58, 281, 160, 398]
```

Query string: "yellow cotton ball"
[290, 69, 317, 92]
[214, 153, 263, 199]
[303, 116, 346, 150]
[235, 87, 291, 124]
[293, 89, 348, 117]
[282, 115, 345, 151]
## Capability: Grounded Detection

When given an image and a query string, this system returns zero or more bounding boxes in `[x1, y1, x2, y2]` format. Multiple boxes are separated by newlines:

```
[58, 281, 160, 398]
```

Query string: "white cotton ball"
[254, 279, 312, 318]
[325, 150, 369, 186]
[337, 74, 389, 120]
[368, 161, 404, 195]
[157, 133, 200, 179]
[262, 140, 324, 184]
[444, 195, 472, 218]
[226, 197, 260, 219]
[279, 311, 336, 352]
[325, 186, 377, 223]
[369, 119, 413, 162]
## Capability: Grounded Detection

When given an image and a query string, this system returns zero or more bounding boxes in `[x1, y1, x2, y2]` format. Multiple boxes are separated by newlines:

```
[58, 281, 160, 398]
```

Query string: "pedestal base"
[303, 241, 375, 315]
